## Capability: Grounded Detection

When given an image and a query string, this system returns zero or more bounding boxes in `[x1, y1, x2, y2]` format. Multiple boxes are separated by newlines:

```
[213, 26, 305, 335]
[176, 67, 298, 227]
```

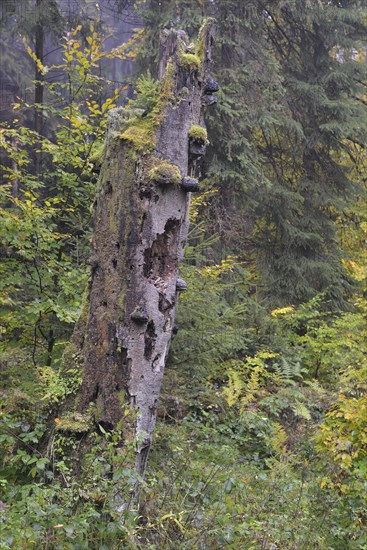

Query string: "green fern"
[292, 401, 311, 420]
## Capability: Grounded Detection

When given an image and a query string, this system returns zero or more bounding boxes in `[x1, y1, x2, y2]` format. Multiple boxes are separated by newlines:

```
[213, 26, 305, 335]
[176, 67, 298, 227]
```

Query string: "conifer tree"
[136, 0, 367, 307]
[254, 0, 366, 306]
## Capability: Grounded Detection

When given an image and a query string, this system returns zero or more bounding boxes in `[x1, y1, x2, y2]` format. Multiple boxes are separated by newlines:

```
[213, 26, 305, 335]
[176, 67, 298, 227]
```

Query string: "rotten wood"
[61, 20, 217, 486]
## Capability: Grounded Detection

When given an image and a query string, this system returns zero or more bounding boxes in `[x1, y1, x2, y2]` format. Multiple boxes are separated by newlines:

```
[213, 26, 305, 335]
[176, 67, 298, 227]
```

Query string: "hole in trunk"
[143, 218, 180, 280]
[144, 321, 156, 360]
[152, 353, 161, 372]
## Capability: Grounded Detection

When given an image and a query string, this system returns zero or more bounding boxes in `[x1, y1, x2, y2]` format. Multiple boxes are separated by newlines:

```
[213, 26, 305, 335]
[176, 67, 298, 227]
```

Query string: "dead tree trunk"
[58, 20, 217, 484]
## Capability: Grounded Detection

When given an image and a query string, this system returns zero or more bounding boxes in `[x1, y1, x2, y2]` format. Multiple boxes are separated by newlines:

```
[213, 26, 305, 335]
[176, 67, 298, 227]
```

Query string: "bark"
[34, 0, 44, 176]
[60, 20, 216, 486]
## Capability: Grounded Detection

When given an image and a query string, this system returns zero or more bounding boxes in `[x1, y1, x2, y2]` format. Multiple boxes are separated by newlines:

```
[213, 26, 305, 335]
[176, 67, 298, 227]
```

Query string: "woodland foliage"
[0, 1, 367, 549]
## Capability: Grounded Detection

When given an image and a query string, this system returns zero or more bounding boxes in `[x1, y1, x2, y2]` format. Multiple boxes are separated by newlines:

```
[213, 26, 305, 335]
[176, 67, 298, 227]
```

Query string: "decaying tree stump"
[59, 20, 217, 487]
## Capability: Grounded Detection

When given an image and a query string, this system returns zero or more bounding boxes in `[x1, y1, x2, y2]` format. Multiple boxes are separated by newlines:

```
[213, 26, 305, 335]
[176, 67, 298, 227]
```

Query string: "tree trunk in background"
[34, 0, 44, 176]
[60, 20, 216, 485]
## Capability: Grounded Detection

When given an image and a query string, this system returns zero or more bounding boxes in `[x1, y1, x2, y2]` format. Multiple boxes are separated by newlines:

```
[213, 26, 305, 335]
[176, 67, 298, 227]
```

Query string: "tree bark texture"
[34, 0, 45, 176]
[62, 21, 216, 478]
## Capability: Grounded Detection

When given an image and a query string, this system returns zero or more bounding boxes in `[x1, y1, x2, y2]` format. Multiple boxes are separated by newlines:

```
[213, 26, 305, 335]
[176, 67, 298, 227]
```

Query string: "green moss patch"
[148, 160, 181, 186]
[196, 17, 216, 60]
[56, 412, 93, 433]
[120, 118, 155, 152]
[120, 60, 175, 154]
[188, 124, 208, 144]
[179, 52, 200, 72]
[90, 141, 104, 167]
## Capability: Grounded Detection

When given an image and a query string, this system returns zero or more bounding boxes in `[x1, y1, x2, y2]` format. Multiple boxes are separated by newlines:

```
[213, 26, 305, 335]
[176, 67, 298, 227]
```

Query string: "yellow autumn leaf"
[271, 306, 295, 317]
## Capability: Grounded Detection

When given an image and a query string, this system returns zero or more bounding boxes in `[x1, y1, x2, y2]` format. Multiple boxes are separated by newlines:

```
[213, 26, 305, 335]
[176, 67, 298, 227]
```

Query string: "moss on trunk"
[56, 20, 217, 498]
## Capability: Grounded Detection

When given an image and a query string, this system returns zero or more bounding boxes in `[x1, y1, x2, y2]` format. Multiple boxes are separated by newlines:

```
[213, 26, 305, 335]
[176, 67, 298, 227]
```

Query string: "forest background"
[0, 1, 366, 548]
